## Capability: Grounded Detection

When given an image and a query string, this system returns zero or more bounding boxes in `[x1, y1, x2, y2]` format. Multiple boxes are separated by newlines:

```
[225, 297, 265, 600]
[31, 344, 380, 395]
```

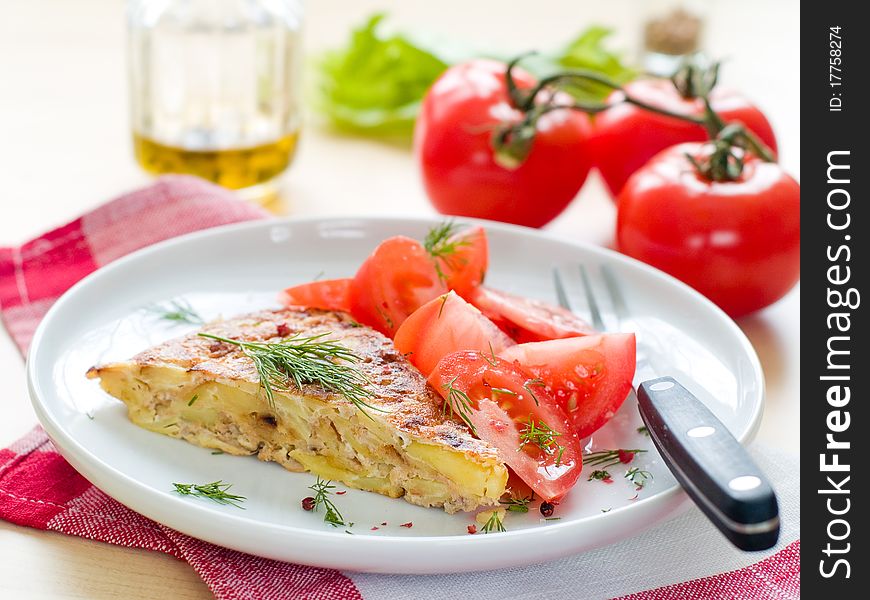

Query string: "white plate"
[27, 216, 763, 574]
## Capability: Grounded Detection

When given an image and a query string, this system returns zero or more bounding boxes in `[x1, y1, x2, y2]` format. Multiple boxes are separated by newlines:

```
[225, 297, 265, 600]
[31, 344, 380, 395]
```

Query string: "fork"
[554, 265, 780, 551]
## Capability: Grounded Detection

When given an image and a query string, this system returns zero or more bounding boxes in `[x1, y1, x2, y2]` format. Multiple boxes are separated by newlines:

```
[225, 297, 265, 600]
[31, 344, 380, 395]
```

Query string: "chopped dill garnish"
[146, 298, 204, 324]
[188, 394, 199, 406]
[490, 387, 518, 398]
[441, 376, 477, 434]
[588, 469, 612, 482]
[481, 346, 498, 367]
[544, 517, 561, 521]
[637, 425, 650, 436]
[163, 422, 177, 429]
[423, 220, 470, 281]
[211, 450, 224, 455]
[500, 494, 535, 513]
[309, 477, 345, 527]
[198, 332, 381, 418]
[625, 467, 653, 489]
[582, 449, 647, 469]
[172, 480, 245, 508]
[481, 511, 506, 534]
[438, 293, 450, 318]
[375, 306, 394, 331]
[517, 416, 565, 466]
[523, 378, 546, 406]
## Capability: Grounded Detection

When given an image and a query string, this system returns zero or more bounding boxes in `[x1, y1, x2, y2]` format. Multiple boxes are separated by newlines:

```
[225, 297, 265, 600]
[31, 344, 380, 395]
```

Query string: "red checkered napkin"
[1, 176, 798, 599]
[1, 176, 360, 600]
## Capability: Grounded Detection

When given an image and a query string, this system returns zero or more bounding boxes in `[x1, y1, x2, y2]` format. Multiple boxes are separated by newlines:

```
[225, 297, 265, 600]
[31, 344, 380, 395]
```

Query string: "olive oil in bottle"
[128, 0, 303, 196]
[132, 131, 299, 191]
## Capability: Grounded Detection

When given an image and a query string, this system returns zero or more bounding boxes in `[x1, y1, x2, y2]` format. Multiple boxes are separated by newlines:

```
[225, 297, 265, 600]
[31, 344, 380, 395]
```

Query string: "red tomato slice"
[394, 291, 514, 377]
[278, 278, 352, 312]
[428, 351, 582, 500]
[350, 236, 447, 337]
[470, 286, 595, 342]
[499, 333, 636, 438]
[433, 226, 489, 298]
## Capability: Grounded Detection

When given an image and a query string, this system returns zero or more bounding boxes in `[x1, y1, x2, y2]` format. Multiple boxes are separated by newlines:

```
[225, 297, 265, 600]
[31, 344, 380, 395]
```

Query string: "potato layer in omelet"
[88, 308, 507, 513]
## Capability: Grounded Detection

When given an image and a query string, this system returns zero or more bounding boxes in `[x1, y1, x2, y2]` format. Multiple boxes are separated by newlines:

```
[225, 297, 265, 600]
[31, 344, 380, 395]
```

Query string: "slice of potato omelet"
[88, 308, 507, 513]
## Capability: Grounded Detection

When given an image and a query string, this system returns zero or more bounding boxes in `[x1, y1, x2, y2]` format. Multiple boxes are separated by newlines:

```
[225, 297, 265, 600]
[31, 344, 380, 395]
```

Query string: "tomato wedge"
[430, 225, 489, 298]
[429, 351, 582, 500]
[278, 278, 352, 312]
[470, 286, 595, 342]
[349, 236, 447, 337]
[499, 334, 636, 438]
[394, 291, 514, 377]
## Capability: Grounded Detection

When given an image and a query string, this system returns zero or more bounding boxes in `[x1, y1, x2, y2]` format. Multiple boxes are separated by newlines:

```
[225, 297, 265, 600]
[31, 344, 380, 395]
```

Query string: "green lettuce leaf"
[552, 26, 637, 102]
[314, 17, 636, 134]
[314, 14, 451, 134]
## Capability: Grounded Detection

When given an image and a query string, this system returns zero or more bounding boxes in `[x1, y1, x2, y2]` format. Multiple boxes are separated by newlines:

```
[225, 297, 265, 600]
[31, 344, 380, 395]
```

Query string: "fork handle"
[637, 377, 780, 551]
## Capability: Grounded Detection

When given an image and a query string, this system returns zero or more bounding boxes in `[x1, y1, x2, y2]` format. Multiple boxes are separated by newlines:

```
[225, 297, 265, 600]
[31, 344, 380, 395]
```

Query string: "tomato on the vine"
[415, 59, 593, 228]
[616, 143, 800, 317]
[593, 79, 777, 197]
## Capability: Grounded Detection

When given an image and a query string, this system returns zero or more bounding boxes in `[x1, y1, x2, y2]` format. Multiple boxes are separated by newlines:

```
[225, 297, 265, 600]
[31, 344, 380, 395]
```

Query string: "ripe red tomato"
[349, 236, 447, 336]
[394, 291, 514, 377]
[278, 278, 352, 312]
[415, 60, 593, 228]
[434, 225, 489, 298]
[500, 334, 636, 439]
[429, 351, 582, 500]
[616, 143, 801, 317]
[593, 79, 778, 197]
[470, 286, 595, 342]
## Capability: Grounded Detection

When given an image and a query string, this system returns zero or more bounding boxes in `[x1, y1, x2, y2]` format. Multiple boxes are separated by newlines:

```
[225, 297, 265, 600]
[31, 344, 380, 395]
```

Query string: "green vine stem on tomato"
[494, 56, 776, 184]
[415, 59, 594, 228]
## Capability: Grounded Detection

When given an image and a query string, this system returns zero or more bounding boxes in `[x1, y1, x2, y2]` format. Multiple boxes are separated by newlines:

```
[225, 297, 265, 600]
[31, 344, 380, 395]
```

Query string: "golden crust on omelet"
[92, 308, 497, 460]
[87, 308, 508, 512]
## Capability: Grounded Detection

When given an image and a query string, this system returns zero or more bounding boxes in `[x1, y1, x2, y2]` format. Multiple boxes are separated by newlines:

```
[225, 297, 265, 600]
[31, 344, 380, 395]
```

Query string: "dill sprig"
[487, 342, 498, 363]
[438, 293, 450, 318]
[523, 378, 546, 406]
[309, 477, 345, 527]
[172, 480, 246, 508]
[423, 220, 470, 281]
[481, 511, 506, 534]
[588, 469, 612, 481]
[518, 416, 566, 466]
[582, 448, 647, 469]
[625, 467, 653, 489]
[637, 425, 650, 437]
[500, 494, 535, 513]
[147, 298, 204, 324]
[441, 376, 477, 434]
[198, 332, 380, 418]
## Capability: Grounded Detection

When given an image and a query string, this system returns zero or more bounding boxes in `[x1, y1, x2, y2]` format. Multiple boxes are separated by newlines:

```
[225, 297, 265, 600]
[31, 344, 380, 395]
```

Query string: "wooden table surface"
[0, 1, 799, 597]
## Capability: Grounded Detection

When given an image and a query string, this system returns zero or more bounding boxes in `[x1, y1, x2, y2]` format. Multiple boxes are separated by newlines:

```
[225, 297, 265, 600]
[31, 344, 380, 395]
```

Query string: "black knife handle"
[637, 377, 780, 551]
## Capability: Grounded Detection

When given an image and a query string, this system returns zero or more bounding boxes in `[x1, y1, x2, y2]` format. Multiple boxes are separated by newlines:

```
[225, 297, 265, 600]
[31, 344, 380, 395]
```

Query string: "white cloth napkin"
[349, 444, 799, 599]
